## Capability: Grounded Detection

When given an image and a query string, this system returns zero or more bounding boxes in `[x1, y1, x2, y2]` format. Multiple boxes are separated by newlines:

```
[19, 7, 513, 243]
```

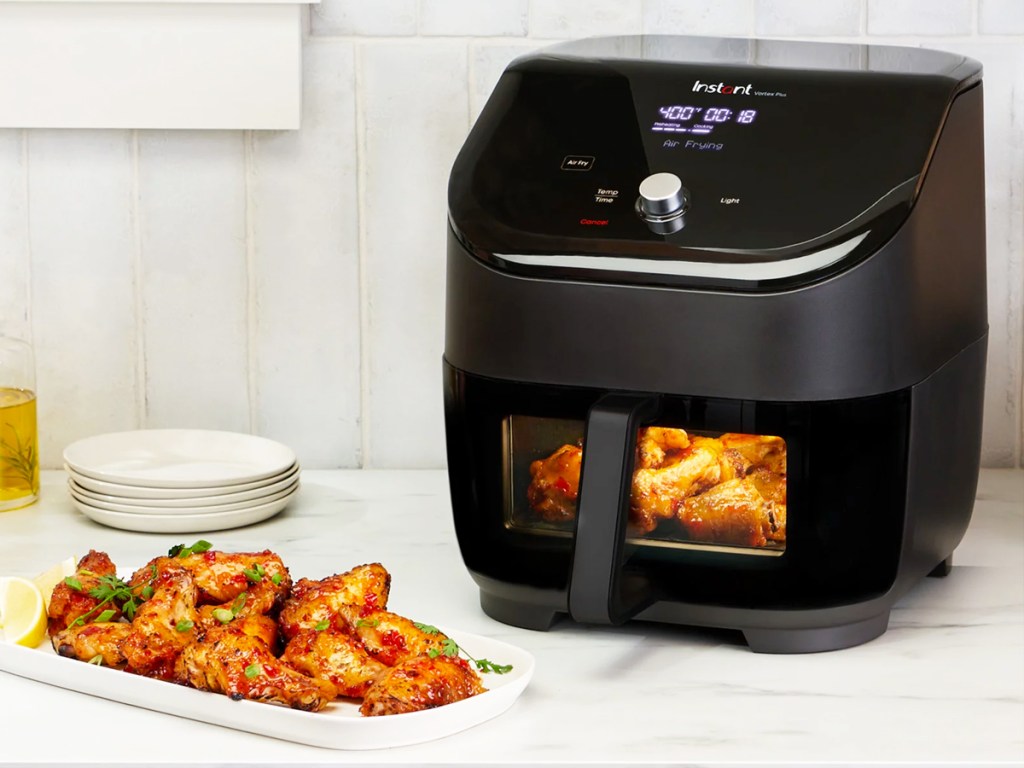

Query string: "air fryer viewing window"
[505, 415, 787, 555]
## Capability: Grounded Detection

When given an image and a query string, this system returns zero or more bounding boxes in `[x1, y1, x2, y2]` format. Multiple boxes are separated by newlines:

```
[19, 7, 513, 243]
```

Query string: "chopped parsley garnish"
[413, 622, 514, 674]
[69, 569, 158, 626]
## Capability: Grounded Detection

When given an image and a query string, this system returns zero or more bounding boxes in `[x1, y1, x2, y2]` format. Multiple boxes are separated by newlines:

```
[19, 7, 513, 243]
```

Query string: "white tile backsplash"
[867, 0, 973, 36]
[420, 0, 528, 37]
[0, 131, 29, 341]
[755, 0, 862, 36]
[249, 39, 363, 468]
[980, 0, 1024, 34]
[137, 131, 251, 434]
[7, 2, 1024, 469]
[359, 41, 468, 468]
[27, 131, 139, 464]
[312, 0, 417, 36]
[643, 0, 755, 37]
[529, 0, 642, 39]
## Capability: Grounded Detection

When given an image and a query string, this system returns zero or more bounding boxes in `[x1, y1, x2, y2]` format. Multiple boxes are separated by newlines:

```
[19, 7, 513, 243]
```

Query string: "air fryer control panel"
[448, 39, 979, 285]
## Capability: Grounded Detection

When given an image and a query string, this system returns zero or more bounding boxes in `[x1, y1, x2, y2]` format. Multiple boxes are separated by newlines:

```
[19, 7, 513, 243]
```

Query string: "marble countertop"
[0, 469, 1021, 766]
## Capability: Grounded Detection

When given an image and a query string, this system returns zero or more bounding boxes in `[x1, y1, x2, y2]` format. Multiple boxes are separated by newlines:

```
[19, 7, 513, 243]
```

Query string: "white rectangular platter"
[0, 630, 533, 750]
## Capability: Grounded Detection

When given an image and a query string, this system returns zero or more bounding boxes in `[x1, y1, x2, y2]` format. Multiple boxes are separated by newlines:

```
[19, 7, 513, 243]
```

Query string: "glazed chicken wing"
[51, 621, 133, 668]
[767, 502, 786, 542]
[527, 427, 788, 547]
[121, 565, 200, 680]
[720, 433, 787, 475]
[47, 550, 122, 633]
[281, 627, 388, 698]
[678, 477, 783, 547]
[176, 625, 337, 711]
[278, 563, 391, 640]
[747, 465, 786, 504]
[197, 609, 280, 652]
[359, 654, 484, 717]
[526, 444, 582, 523]
[636, 426, 691, 469]
[131, 550, 291, 616]
[334, 605, 450, 667]
[630, 436, 726, 533]
[527, 430, 742, 534]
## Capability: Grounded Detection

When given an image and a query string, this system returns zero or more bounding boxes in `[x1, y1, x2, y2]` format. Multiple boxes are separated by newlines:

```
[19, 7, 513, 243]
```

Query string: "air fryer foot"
[927, 556, 953, 578]
[480, 592, 559, 631]
[742, 612, 890, 653]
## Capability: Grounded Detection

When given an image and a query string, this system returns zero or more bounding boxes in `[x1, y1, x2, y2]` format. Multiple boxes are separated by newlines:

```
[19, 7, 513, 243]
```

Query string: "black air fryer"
[443, 36, 987, 653]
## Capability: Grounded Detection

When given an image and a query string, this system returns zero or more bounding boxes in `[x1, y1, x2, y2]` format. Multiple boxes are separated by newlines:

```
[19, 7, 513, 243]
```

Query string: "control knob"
[637, 172, 688, 233]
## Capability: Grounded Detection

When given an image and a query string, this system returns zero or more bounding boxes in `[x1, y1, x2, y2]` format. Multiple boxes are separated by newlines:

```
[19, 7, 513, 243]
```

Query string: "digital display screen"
[651, 105, 758, 136]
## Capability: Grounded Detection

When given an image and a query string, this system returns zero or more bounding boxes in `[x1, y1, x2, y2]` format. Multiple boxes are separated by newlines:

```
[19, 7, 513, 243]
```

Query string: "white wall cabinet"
[0, 0, 313, 129]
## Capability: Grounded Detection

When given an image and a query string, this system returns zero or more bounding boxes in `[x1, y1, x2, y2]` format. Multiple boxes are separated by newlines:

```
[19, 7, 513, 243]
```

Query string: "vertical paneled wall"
[0, 0, 1021, 469]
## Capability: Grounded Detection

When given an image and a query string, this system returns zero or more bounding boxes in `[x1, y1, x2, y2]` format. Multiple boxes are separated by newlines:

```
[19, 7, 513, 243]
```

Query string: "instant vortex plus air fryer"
[443, 36, 987, 653]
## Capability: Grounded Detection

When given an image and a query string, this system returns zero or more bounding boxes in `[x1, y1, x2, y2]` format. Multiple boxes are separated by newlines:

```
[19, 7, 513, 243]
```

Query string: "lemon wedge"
[0, 576, 48, 647]
[32, 556, 77, 611]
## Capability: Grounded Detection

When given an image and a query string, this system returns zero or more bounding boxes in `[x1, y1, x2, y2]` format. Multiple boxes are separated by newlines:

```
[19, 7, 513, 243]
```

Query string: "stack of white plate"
[63, 430, 299, 533]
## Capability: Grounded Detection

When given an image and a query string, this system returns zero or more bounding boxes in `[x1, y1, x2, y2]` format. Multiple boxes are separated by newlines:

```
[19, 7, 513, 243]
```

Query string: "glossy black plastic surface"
[448, 36, 981, 290]
[445, 84, 987, 402]
[444, 362, 909, 611]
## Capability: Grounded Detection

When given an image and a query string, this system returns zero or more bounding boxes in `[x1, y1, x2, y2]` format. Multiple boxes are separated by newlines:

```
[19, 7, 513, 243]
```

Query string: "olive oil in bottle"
[0, 387, 39, 511]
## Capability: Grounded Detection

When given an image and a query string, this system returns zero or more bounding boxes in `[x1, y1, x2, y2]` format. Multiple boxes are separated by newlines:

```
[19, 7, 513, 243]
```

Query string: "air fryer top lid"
[448, 36, 982, 291]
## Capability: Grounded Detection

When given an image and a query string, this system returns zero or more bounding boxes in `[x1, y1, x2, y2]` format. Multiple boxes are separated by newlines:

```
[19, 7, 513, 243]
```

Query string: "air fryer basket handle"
[568, 392, 661, 625]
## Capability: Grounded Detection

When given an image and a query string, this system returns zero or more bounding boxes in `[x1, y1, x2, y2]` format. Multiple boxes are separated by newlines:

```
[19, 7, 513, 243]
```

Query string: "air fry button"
[561, 155, 595, 171]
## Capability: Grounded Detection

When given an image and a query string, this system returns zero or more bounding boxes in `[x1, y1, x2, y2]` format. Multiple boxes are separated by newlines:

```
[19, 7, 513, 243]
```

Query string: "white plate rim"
[63, 430, 296, 489]
[69, 487, 299, 533]
[0, 629, 534, 750]
[65, 462, 300, 499]
[67, 467, 301, 506]
[68, 480, 299, 515]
